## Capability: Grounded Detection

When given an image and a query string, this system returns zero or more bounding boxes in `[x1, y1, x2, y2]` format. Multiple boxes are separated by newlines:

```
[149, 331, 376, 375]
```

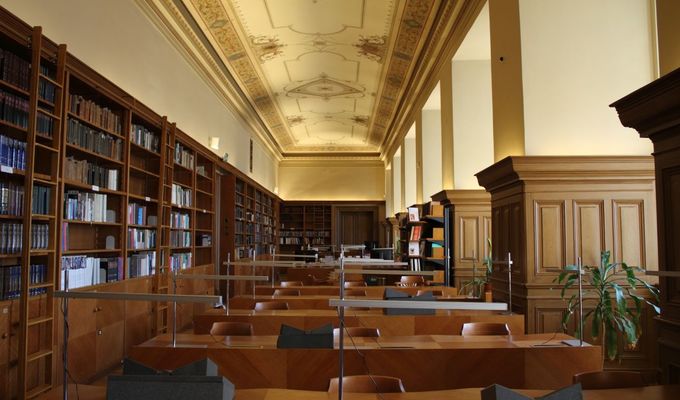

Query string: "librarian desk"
[192, 308, 525, 335]
[228, 293, 474, 311]
[129, 333, 600, 391]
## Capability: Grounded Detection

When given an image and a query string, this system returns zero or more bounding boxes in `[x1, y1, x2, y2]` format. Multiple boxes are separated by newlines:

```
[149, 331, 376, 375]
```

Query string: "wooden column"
[611, 67, 680, 382]
[431, 190, 491, 289]
[476, 156, 658, 372]
[440, 59, 454, 189]
[400, 140, 406, 211]
[415, 112, 424, 203]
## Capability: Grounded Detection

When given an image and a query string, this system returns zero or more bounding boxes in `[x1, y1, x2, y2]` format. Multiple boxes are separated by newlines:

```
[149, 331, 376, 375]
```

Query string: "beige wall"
[518, 0, 655, 156]
[392, 151, 403, 213]
[451, 60, 494, 189]
[278, 161, 385, 201]
[421, 109, 443, 199]
[3, 0, 278, 191]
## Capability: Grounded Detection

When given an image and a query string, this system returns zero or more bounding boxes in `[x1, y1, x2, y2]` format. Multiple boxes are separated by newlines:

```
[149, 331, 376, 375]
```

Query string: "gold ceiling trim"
[136, 0, 284, 159]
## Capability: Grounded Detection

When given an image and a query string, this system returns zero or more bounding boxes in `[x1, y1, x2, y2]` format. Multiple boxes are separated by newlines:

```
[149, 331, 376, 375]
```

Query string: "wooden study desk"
[193, 308, 525, 335]
[37, 385, 680, 400]
[229, 294, 473, 310]
[129, 333, 600, 391]
[254, 285, 458, 297]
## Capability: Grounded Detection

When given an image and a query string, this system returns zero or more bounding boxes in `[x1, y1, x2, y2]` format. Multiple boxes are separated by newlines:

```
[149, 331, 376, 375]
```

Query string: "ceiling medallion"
[285, 74, 365, 100]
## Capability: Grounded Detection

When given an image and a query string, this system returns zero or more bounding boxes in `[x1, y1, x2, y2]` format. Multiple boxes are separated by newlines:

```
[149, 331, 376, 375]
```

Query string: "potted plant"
[556, 250, 660, 361]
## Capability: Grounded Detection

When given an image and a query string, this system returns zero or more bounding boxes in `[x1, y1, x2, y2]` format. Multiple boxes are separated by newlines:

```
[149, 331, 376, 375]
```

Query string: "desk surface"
[39, 385, 680, 400]
[130, 332, 600, 391]
[254, 286, 458, 296]
[193, 308, 526, 335]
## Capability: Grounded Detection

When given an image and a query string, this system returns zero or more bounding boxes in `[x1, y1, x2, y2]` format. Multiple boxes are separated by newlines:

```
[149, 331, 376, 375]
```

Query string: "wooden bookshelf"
[279, 203, 331, 254]
[231, 177, 277, 260]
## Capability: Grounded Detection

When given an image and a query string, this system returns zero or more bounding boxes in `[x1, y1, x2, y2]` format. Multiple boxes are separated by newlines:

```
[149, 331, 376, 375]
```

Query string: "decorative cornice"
[431, 189, 490, 206]
[475, 156, 656, 194]
[135, 0, 283, 160]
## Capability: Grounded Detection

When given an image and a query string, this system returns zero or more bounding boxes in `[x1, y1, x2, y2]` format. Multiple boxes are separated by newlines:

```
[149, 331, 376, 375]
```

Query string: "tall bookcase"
[279, 203, 332, 253]
[232, 177, 277, 260]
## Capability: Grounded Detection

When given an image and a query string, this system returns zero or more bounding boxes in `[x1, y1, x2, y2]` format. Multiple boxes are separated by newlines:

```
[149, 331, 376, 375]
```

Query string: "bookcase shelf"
[279, 203, 331, 252]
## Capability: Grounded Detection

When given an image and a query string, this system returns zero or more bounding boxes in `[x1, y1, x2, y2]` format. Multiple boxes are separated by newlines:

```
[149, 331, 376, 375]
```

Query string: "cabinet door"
[0, 303, 10, 399]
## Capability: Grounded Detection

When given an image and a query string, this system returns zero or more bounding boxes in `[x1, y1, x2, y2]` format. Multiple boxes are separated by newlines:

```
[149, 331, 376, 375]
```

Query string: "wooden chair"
[417, 289, 443, 296]
[345, 289, 367, 296]
[209, 322, 253, 336]
[328, 375, 405, 393]
[460, 322, 510, 336]
[573, 370, 647, 389]
[273, 289, 301, 296]
[280, 281, 303, 287]
[254, 301, 289, 311]
[396, 275, 424, 287]
[344, 281, 367, 288]
[333, 327, 380, 337]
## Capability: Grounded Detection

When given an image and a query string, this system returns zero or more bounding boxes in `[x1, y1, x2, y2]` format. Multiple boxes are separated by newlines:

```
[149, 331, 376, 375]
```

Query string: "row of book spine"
[0, 222, 21, 253]
[170, 231, 191, 248]
[0, 48, 30, 90]
[128, 228, 156, 250]
[60, 255, 122, 289]
[171, 184, 191, 207]
[31, 223, 49, 249]
[64, 156, 119, 190]
[128, 251, 155, 278]
[170, 252, 191, 271]
[130, 123, 159, 153]
[67, 118, 123, 161]
[0, 264, 48, 300]
[174, 142, 194, 169]
[32, 185, 50, 214]
[63, 190, 108, 222]
[37, 112, 54, 138]
[0, 180, 23, 215]
[69, 94, 122, 134]
[127, 203, 148, 225]
[170, 211, 190, 229]
[0, 88, 29, 129]
[38, 77, 56, 104]
[0, 133, 26, 170]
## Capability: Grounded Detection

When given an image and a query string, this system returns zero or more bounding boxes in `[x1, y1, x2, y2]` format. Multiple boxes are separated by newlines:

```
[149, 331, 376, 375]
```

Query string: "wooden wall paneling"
[477, 156, 658, 372]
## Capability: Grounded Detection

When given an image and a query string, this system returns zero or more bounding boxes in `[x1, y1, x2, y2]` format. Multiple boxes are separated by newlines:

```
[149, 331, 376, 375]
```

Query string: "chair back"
[460, 322, 510, 336]
[209, 322, 254, 336]
[344, 281, 367, 288]
[417, 289, 443, 296]
[333, 327, 381, 337]
[254, 301, 289, 311]
[397, 276, 424, 287]
[573, 370, 647, 389]
[328, 375, 405, 393]
[345, 289, 367, 296]
[280, 281, 303, 288]
[273, 289, 301, 296]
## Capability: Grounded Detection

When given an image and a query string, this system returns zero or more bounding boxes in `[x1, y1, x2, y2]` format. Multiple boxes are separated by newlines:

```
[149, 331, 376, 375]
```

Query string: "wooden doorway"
[337, 209, 376, 247]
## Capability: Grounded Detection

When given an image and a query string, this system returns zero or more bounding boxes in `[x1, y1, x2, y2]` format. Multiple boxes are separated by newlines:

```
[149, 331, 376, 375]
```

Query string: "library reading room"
[0, 0, 679, 399]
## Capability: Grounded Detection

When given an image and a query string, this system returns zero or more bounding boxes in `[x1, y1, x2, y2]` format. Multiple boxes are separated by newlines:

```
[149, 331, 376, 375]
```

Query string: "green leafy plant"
[460, 239, 493, 297]
[556, 250, 660, 361]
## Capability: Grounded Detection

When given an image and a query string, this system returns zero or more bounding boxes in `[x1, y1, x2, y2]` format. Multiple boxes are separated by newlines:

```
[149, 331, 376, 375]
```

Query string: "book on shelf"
[0, 222, 23, 254]
[32, 185, 50, 214]
[170, 252, 191, 271]
[171, 184, 192, 207]
[0, 88, 29, 129]
[170, 211, 190, 229]
[407, 207, 419, 222]
[410, 225, 422, 241]
[30, 223, 49, 250]
[408, 241, 420, 257]
[61, 255, 122, 289]
[196, 233, 211, 246]
[170, 230, 191, 248]
[128, 228, 156, 250]
[0, 134, 26, 170]
[0, 48, 31, 90]
[64, 156, 119, 190]
[68, 94, 122, 134]
[37, 112, 54, 138]
[67, 118, 124, 161]
[127, 203, 149, 225]
[130, 123, 159, 153]
[0, 181, 24, 216]
[174, 142, 194, 169]
[128, 251, 156, 278]
[63, 190, 109, 222]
